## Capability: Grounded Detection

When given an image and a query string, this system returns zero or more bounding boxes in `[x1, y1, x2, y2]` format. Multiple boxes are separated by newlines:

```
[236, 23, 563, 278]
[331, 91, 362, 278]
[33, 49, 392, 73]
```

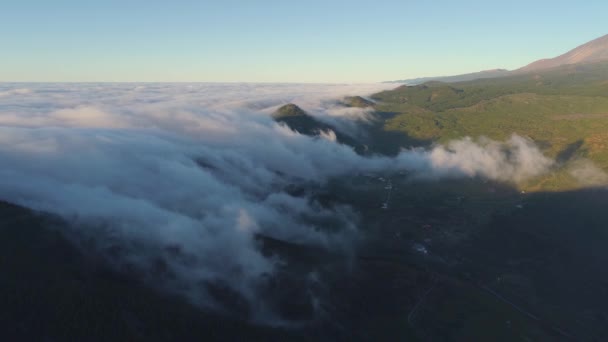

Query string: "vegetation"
[371, 61, 608, 191]
[342, 96, 374, 108]
[272, 103, 366, 153]
[272, 103, 334, 136]
[325, 173, 608, 341]
[272, 103, 309, 118]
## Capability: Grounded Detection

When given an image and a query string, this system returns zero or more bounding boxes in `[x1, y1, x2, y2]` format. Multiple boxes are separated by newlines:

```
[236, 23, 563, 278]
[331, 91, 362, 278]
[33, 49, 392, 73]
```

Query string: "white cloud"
[0, 87, 31, 97]
[425, 135, 553, 182]
[0, 82, 555, 321]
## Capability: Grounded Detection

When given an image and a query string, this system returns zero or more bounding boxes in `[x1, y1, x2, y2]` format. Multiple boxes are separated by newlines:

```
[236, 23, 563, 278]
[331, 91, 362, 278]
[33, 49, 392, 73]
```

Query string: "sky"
[1, 0, 607, 83]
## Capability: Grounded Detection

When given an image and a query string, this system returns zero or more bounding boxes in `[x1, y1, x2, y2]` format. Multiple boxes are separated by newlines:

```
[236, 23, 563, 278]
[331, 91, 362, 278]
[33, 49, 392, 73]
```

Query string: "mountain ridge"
[518, 34, 608, 72]
[390, 34, 608, 84]
[388, 69, 510, 85]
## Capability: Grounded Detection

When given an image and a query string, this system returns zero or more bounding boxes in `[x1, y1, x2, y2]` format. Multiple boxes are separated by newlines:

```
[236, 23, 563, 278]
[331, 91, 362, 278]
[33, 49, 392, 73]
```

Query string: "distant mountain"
[388, 69, 510, 85]
[389, 34, 608, 84]
[518, 34, 608, 72]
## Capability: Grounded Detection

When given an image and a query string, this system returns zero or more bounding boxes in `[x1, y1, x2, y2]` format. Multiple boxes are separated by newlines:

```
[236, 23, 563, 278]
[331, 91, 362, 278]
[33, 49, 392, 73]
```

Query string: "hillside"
[372, 60, 608, 191]
[272, 104, 328, 136]
[389, 69, 510, 85]
[342, 96, 374, 108]
[272, 103, 365, 152]
[0, 201, 306, 341]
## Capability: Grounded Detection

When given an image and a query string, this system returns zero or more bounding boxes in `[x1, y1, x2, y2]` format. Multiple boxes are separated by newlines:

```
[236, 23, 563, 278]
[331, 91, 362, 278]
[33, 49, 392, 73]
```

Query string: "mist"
[0, 83, 555, 321]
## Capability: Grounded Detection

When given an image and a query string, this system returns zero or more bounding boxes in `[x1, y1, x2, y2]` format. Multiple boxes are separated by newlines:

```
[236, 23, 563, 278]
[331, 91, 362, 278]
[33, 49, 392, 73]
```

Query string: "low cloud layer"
[0, 83, 554, 321]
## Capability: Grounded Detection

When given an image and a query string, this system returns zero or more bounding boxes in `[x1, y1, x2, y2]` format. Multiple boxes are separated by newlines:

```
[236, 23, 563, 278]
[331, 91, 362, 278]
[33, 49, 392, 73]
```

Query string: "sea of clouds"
[0, 82, 554, 321]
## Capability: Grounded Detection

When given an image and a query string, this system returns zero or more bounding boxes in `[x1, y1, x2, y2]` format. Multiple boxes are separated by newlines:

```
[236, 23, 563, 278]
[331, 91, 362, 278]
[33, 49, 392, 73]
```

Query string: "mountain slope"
[272, 104, 335, 136]
[372, 60, 608, 191]
[0, 201, 305, 341]
[389, 69, 510, 85]
[272, 104, 367, 152]
[518, 34, 608, 72]
[342, 96, 374, 108]
[390, 33, 608, 84]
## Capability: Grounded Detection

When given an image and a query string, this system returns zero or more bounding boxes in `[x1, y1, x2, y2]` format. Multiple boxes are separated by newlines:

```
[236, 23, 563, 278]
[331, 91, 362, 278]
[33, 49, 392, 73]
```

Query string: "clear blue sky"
[1, 0, 606, 82]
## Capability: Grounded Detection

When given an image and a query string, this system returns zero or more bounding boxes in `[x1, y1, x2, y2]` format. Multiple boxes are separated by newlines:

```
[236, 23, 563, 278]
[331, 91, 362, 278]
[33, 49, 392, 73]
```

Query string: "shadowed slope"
[272, 103, 366, 152]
